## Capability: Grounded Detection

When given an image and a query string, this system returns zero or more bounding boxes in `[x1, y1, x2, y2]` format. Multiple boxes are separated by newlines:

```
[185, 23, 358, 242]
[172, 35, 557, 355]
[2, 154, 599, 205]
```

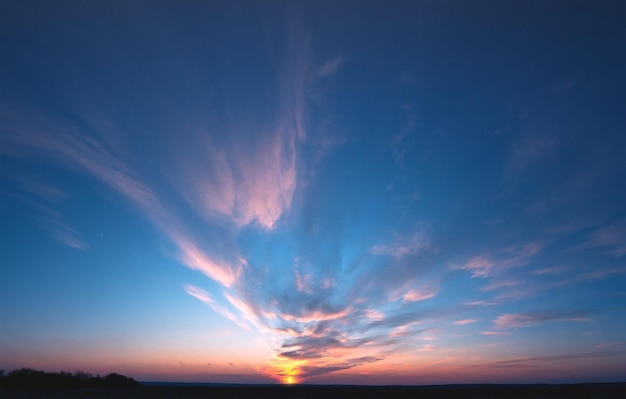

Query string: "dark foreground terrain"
[2, 383, 626, 399]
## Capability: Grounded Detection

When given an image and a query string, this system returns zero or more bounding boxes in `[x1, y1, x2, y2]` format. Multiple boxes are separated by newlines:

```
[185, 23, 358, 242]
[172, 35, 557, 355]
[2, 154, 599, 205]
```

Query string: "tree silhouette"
[0, 368, 141, 390]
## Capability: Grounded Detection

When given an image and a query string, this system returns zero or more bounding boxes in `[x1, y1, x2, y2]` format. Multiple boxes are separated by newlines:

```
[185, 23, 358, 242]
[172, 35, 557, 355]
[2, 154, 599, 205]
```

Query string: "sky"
[1, 0, 625, 385]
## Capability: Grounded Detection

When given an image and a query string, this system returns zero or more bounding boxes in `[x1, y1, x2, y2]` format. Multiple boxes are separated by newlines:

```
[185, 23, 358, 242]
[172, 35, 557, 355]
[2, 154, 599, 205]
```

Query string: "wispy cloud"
[318, 56, 342, 78]
[532, 266, 567, 275]
[455, 257, 497, 278]
[184, 285, 240, 326]
[174, 234, 242, 288]
[471, 350, 626, 370]
[48, 218, 88, 251]
[594, 342, 623, 349]
[582, 221, 626, 257]
[403, 290, 436, 303]
[454, 319, 477, 325]
[0, 187, 88, 251]
[174, 111, 300, 231]
[480, 279, 521, 292]
[452, 241, 546, 301]
[509, 136, 556, 172]
[466, 300, 497, 306]
[371, 231, 431, 259]
[493, 311, 592, 330]
[391, 105, 417, 166]
[1, 106, 240, 288]
[184, 285, 215, 305]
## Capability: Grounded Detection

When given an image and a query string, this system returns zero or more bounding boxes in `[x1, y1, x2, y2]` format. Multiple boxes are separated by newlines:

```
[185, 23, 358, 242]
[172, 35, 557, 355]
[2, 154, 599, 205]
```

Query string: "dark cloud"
[298, 355, 381, 378]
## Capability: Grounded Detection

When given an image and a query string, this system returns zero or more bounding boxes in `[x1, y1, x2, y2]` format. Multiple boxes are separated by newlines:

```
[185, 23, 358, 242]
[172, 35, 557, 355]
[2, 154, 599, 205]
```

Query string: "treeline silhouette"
[0, 368, 141, 390]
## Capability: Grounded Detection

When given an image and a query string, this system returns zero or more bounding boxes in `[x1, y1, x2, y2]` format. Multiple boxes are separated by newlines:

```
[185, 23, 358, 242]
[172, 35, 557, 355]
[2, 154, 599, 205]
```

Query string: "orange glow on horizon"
[265, 356, 304, 385]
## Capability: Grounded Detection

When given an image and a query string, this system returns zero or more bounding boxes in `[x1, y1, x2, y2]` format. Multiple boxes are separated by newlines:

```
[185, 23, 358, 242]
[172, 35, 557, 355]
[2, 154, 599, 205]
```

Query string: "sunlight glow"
[266, 356, 303, 384]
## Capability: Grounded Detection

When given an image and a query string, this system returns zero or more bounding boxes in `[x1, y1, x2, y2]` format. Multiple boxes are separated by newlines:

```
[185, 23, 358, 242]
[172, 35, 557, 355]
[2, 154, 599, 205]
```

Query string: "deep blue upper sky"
[1, 0, 625, 384]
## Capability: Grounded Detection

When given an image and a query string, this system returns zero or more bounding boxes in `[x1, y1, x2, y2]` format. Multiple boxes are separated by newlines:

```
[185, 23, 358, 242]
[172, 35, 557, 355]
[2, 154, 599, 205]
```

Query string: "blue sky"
[1, 0, 625, 384]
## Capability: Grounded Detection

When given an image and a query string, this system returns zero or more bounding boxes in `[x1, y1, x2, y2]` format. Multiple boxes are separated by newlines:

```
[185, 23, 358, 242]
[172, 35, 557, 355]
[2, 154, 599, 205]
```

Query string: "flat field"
[2, 383, 626, 399]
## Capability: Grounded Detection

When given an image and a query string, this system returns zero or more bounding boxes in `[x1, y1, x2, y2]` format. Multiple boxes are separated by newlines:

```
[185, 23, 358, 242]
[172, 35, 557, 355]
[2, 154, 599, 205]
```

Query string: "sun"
[284, 375, 296, 385]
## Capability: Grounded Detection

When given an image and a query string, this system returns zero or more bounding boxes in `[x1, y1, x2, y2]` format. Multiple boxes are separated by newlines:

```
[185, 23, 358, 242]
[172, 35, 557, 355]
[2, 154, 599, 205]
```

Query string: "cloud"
[318, 56, 342, 78]
[472, 350, 626, 370]
[1, 188, 88, 251]
[403, 290, 436, 303]
[184, 285, 215, 305]
[455, 257, 497, 278]
[184, 285, 241, 326]
[312, 132, 346, 164]
[594, 342, 622, 349]
[480, 279, 521, 292]
[466, 300, 497, 306]
[48, 219, 88, 251]
[454, 319, 477, 325]
[583, 221, 626, 257]
[532, 266, 567, 275]
[280, 308, 352, 324]
[453, 241, 546, 301]
[37, 202, 88, 251]
[230, 131, 298, 229]
[1, 107, 243, 289]
[371, 231, 431, 259]
[174, 108, 300, 231]
[493, 311, 592, 330]
[391, 105, 417, 166]
[173, 233, 242, 288]
[509, 136, 556, 172]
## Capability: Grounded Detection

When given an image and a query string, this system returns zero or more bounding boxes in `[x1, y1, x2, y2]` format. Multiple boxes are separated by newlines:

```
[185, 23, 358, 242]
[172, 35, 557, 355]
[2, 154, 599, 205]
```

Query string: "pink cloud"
[455, 257, 496, 278]
[454, 241, 545, 278]
[173, 132, 297, 230]
[466, 300, 497, 306]
[184, 285, 215, 305]
[227, 130, 297, 229]
[175, 236, 242, 288]
[403, 290, 436, 303]
[454, 319, 477, 325]
[364, 309, 385, 321]
[280, 308, 351, 324]
[416, 344, 437, 352]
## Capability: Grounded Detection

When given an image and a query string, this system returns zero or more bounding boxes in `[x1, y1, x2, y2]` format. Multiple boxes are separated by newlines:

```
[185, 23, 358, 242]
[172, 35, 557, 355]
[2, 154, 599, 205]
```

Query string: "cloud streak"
[1, 106, 241, 288]
[493, 311, 592, 330]
[454, 241, 545, 279]
[371, 231, 431, 260]
[582, 221, 626, 257]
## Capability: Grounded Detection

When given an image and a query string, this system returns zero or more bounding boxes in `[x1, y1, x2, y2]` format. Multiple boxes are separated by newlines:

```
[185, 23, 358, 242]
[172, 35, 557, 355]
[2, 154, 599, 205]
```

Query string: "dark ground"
[2, 383, 626, 399]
